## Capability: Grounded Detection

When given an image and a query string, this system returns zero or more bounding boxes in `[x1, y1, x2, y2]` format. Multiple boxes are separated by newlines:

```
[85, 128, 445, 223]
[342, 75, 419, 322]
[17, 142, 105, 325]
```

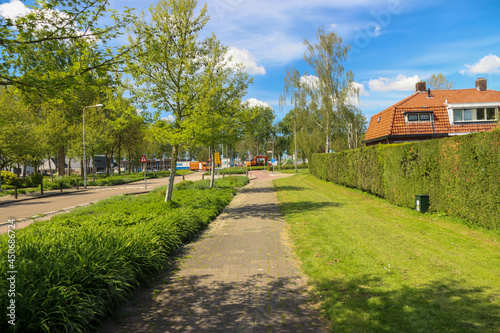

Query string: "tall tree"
[190, 35, 251, 187]
[129, 0, 209, 202]
[427, 73, 454, 90]
[281, 26, 357, 153]
[241, 104, 275, 156]
[0, 0, 133, 97]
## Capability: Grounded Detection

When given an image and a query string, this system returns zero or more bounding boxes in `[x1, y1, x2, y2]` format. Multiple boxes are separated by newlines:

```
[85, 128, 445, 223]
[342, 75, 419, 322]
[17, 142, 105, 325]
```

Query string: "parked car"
[96, 170, 106, 174]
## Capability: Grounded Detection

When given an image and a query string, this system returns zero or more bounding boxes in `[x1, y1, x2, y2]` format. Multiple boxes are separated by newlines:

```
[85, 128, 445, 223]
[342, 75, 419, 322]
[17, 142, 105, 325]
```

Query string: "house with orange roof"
[363, 78, 500, 146]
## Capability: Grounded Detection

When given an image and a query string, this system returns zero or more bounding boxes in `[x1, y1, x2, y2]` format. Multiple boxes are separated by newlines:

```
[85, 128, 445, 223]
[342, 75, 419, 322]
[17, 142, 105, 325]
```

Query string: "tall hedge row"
[310, 131, 500, 229]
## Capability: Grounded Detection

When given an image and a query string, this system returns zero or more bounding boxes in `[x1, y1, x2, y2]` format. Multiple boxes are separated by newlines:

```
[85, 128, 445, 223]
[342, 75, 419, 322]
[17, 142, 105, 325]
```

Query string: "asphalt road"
[0, 173, 205, 233]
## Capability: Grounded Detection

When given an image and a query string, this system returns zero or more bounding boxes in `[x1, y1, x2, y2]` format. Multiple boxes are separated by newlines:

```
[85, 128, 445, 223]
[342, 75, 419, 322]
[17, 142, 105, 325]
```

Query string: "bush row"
[310, 131, 500, 229]
[0, 176, 248, 332]
[265, 163, 308, 171]
[0, 171, 191, 194]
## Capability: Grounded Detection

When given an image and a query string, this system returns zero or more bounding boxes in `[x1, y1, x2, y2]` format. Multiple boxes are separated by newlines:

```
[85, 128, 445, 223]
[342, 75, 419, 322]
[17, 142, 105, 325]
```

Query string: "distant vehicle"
[176, 161, 190, 170]
[146, 169, 152, 172]
[152, 169, 158, 172]
[96, 170, 106, 174]
[245, 155, 268, 167]
[189, 161, 210, 171]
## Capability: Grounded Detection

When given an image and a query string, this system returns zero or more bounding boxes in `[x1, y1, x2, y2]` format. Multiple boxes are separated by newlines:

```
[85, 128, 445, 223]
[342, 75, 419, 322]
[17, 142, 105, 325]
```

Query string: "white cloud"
[349, 81, 369, 106]
[368, 74, 422, 92]
[460, 54, 500, 75]
[0, 0, 30, 19]
[243, 98, 272, 108]
[353, 81, 369, 96]
[300, 75, 319, 89]
[226, 47, 266, 75]
[161, 115, 175, 122]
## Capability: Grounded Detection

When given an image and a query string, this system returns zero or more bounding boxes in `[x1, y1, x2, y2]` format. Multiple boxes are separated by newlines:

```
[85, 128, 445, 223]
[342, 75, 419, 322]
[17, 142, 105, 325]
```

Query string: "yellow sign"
[214, 152, 221, 164]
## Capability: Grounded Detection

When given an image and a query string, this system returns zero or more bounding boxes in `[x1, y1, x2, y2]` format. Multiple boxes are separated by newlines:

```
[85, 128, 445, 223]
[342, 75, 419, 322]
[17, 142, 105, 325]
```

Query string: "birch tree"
[281, 26, 357, 153]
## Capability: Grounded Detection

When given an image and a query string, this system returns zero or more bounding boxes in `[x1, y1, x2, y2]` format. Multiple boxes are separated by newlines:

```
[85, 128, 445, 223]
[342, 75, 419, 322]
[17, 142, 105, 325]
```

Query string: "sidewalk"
[100, 171, 324, 332]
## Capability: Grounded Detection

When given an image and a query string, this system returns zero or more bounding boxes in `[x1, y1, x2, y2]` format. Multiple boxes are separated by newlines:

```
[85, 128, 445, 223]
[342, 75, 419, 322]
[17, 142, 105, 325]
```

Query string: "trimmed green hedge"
[0, 176, 248, 332]
[266, 163, 308, 171]
[310, 131, 500, 229]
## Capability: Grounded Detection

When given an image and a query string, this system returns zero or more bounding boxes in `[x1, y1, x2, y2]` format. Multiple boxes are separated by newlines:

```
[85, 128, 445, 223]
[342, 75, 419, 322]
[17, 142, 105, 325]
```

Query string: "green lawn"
[274, 174, 500, 332]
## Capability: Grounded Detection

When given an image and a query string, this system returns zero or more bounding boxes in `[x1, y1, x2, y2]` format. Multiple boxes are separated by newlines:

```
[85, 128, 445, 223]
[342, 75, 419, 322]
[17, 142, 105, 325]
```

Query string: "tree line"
[0, 0, 367, 201]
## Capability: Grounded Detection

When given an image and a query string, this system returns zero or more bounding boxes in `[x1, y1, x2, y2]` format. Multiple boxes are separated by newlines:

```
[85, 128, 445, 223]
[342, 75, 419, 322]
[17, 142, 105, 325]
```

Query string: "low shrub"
[30, 173, 44, 186]
[1, 170, 18, 185]
[0, 176, 249, 332]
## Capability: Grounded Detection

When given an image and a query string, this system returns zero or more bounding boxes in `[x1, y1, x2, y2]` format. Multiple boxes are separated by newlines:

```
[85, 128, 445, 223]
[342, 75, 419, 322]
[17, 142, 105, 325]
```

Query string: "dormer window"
[406, 113, 432, 122]
[453, 107, 497, 122]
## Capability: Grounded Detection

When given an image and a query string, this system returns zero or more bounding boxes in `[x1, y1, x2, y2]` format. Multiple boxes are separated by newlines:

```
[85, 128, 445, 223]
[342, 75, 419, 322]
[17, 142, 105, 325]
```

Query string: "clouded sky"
[3, 0, 500, 122]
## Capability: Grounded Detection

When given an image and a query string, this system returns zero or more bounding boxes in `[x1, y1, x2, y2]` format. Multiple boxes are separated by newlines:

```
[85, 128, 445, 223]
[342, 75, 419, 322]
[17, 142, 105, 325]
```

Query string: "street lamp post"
[83, 104, 103, 189]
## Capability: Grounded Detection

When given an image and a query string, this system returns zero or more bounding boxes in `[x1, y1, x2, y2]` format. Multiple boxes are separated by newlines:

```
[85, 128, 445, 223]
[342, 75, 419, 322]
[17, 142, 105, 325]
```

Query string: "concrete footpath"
[101, 171, 324, 332]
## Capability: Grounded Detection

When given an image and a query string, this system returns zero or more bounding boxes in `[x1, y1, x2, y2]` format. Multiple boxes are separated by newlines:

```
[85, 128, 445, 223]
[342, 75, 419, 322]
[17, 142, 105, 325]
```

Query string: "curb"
[0, 189, 90, 206]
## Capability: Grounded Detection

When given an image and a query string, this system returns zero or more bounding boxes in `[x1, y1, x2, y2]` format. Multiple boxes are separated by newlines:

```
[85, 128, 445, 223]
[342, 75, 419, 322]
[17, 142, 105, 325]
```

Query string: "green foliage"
[0, 170, 18, 185]
[175, 176, 249, 190]
[266, 164, 308, 171]
[310, 132, 500, 229]
[0, 177, 248, 332]
[30, 173, 44, 186]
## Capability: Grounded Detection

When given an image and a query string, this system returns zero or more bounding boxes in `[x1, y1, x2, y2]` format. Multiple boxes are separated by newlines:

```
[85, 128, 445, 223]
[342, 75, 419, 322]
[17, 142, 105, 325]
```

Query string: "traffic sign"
[271, 158, 276, 163]
[140, 155, 147, 163]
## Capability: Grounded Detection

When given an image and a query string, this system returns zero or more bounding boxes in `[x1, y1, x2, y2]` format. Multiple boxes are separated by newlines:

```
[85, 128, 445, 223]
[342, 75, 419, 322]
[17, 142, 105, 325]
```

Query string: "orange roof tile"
[364, 88, 500, 144]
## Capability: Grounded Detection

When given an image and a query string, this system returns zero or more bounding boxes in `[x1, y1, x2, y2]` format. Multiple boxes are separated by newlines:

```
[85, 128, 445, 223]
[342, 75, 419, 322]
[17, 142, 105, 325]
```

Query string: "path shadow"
[99, 250, 323, 332]
[222, 201, 339, 221]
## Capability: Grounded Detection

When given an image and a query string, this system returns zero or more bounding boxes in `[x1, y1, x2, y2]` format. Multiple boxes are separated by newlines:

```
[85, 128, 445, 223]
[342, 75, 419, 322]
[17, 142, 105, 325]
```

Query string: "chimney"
[416, 81, 426, 92]
[475, 78, 487, 91]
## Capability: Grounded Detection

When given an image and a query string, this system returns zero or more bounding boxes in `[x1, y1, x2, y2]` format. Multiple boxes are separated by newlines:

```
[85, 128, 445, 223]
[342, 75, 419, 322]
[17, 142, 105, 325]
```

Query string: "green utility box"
[415, 194, 430, 213]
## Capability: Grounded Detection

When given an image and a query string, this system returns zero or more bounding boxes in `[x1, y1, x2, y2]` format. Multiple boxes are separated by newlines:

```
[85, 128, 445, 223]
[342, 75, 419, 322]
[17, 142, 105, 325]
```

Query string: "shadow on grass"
[273, 185, 306, 192]
[314, 274, 499, 332]
[279, 201, 343, 217]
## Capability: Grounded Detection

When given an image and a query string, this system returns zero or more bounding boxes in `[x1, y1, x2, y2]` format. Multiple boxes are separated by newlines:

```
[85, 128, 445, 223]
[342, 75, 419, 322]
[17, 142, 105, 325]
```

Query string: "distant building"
[363, 78, 500, 146]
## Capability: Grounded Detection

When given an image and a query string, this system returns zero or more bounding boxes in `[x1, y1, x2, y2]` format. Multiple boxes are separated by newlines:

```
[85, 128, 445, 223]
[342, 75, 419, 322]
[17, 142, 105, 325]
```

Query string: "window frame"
[406, 113, 433, 123]
[453, 107, 498, 123]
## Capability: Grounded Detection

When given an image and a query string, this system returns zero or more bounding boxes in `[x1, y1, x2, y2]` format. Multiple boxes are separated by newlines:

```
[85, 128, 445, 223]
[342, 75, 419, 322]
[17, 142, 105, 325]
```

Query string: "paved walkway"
[101, 171, 324, 332]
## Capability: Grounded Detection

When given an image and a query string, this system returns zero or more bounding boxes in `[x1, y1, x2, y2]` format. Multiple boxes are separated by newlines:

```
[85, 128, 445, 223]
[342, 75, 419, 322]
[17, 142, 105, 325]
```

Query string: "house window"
[407, 113, 432, 122]
[453, 107, 497, 122]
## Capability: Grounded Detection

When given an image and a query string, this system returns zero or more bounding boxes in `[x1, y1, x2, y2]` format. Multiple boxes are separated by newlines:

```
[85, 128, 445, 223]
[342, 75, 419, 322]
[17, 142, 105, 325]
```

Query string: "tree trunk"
[128, 149, 132, 174]
[23, 162, 27, 177]
[91, 149, 95, 182]
[68, 159, 71, 176]
[58, 146, 65, 177]
[80, 156, 84, 178]
[210, 145, 215, 188]
[325, 112, 331, 153]
[165, 144, 178, 202]
[48, 154, 54, 182]
[118, 142, 121, 176]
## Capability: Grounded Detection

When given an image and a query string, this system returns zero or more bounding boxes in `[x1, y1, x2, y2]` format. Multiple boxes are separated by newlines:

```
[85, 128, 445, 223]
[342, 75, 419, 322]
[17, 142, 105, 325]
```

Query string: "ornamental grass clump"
[0, 176, 248, 332]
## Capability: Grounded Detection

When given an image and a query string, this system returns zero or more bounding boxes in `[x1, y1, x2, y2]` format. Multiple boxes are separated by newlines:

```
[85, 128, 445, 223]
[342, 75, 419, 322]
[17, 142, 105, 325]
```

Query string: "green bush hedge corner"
[310, 131, 500, 230]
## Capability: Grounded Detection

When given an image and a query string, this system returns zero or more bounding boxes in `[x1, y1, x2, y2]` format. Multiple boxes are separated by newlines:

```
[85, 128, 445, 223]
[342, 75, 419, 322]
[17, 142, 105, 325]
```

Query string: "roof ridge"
[393, 92, 421, 109]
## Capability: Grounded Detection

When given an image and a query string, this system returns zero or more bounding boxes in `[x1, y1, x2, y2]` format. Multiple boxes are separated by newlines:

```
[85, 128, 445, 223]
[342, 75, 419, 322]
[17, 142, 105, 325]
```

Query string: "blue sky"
[3, 0, 500, 122]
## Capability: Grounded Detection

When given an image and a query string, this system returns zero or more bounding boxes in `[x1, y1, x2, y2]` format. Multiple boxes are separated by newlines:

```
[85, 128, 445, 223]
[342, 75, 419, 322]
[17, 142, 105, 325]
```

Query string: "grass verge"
[0, 176, 248, 332]
[274, 174, 500, 332]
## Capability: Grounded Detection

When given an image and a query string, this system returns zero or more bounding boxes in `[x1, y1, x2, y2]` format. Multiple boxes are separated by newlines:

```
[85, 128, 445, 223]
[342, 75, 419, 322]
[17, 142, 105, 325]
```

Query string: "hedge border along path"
[0, 176, 248, 333]
[310, 130, 500, 230]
